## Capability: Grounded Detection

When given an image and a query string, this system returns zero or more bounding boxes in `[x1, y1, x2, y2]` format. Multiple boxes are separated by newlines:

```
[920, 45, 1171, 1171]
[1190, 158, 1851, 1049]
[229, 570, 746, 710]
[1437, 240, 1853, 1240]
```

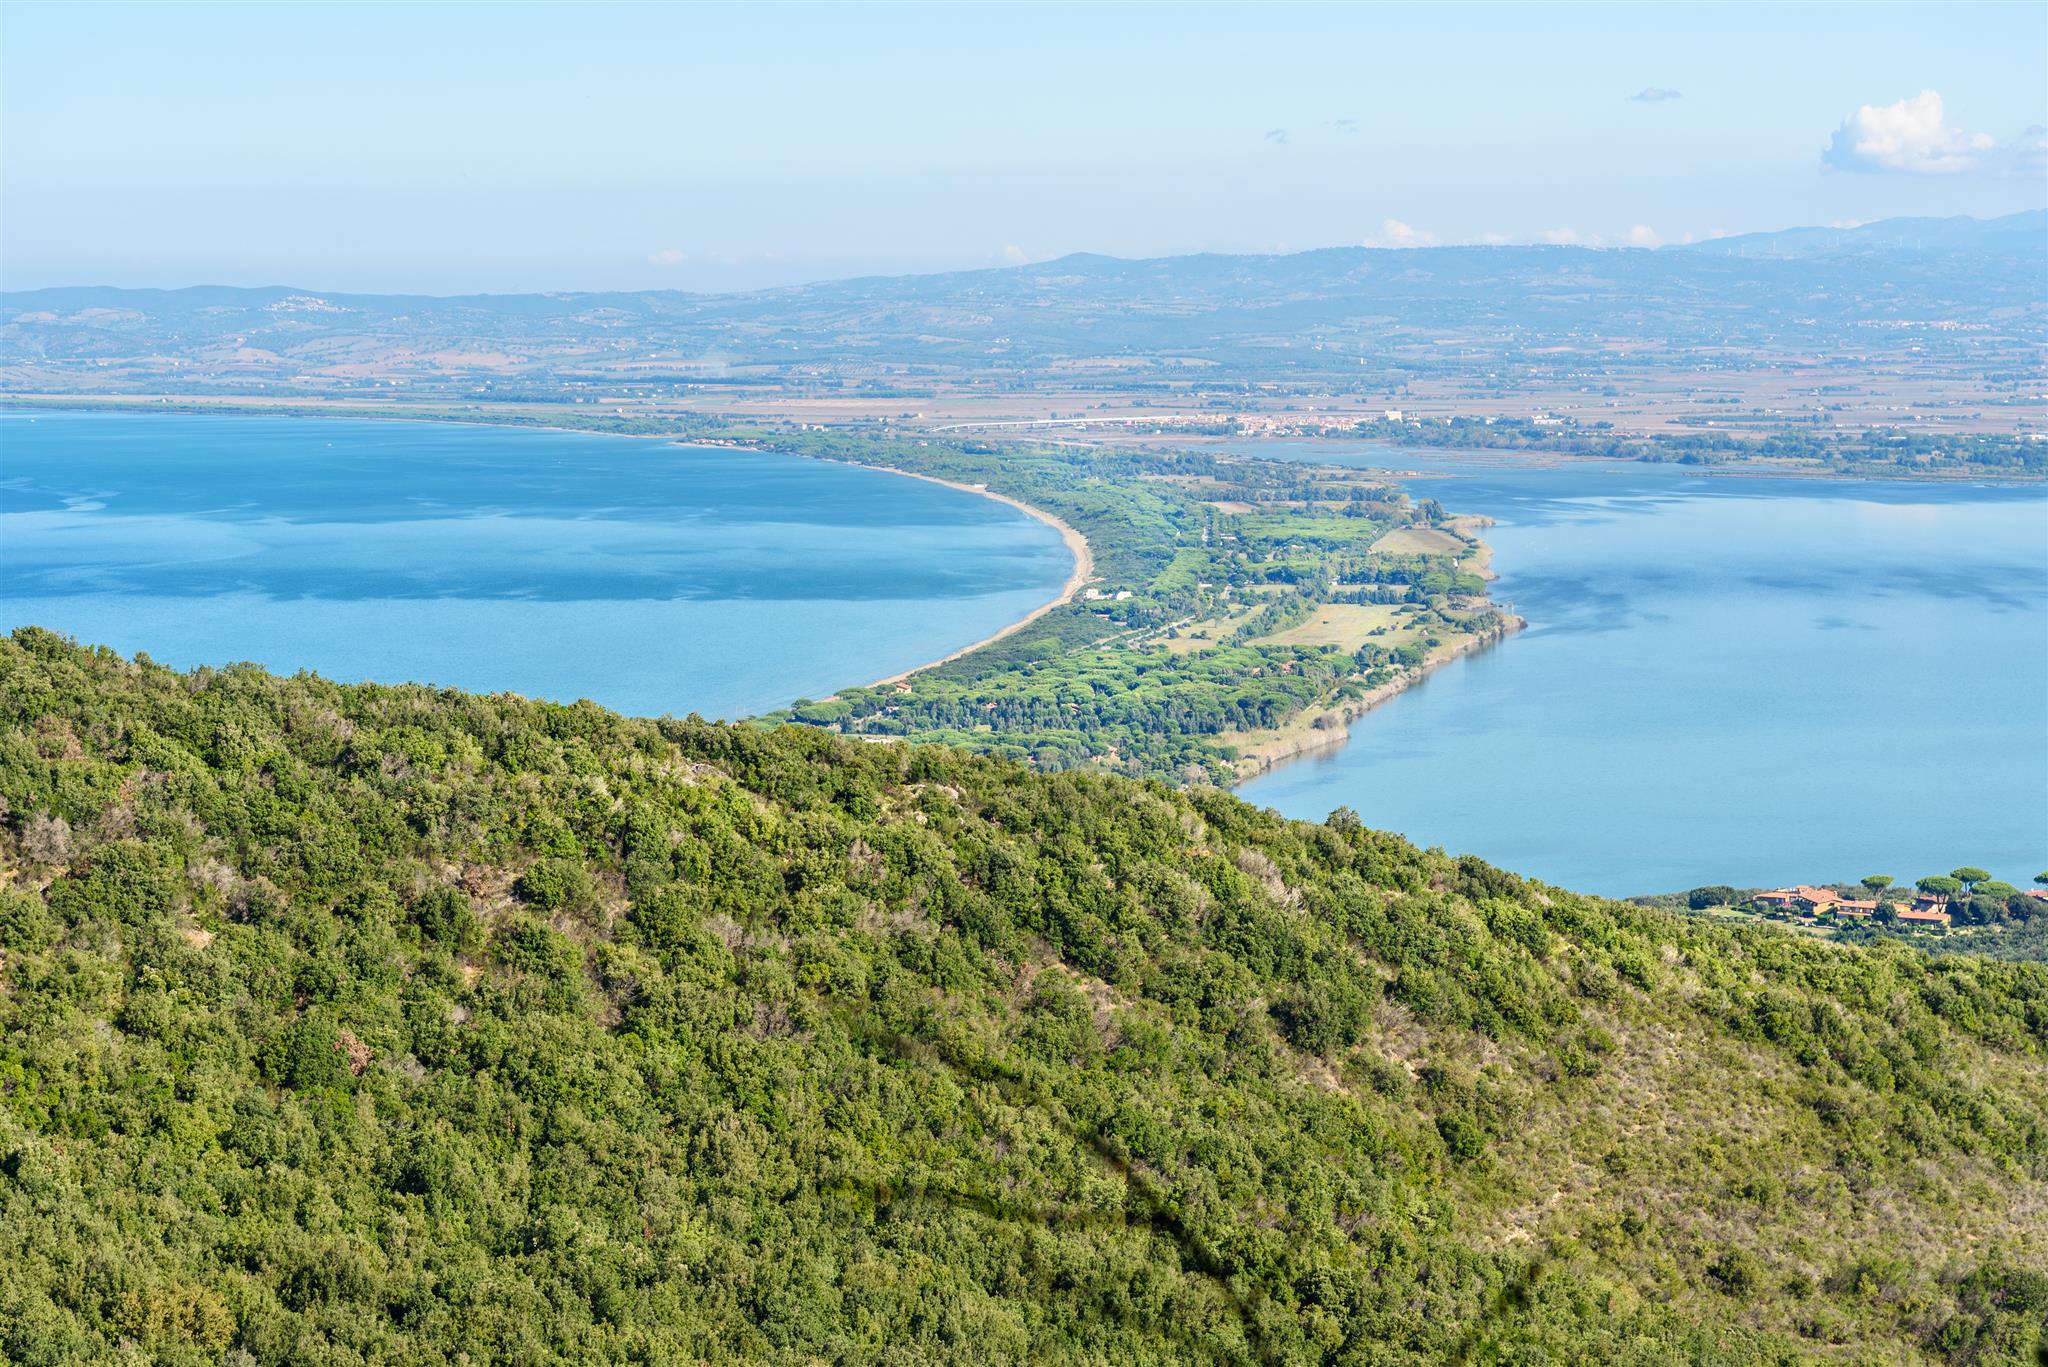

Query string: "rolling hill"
[1, 629, 2044, 1363]
[4, 214, 2042, 391]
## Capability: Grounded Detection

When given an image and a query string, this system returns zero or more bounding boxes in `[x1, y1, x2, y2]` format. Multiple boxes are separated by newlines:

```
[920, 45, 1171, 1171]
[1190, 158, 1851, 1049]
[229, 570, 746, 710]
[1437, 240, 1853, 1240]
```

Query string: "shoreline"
[1230, 511, 1520, 784]
[1106, 428, 2048, 486]
[1229, 614, 1525, 783]
[6, 394, 1515, 782]
[9, 394, 2039, 485]
[818, 461, 1093, 688]
[2, 397, 1095, 704]
[0, 393, 691, 443]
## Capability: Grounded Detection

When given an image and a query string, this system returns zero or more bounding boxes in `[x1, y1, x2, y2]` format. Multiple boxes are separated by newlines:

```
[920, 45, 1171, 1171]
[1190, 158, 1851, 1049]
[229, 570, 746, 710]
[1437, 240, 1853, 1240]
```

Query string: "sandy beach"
[842, 463, 1094, 687]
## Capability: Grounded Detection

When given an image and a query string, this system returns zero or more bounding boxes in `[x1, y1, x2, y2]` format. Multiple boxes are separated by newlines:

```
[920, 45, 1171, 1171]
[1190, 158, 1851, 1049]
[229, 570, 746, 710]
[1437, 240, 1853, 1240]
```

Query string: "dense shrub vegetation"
[2, 630, 2045, 1364]
[754, 432, 1508, 783]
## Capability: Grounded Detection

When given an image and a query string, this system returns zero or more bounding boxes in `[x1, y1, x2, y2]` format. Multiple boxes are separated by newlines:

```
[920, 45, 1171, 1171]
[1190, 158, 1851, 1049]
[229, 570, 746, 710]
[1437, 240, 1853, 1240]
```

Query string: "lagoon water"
[0, 411, 1073, 720]
[6, 412, 2043, 897]
[1234, 445, 2048, 896]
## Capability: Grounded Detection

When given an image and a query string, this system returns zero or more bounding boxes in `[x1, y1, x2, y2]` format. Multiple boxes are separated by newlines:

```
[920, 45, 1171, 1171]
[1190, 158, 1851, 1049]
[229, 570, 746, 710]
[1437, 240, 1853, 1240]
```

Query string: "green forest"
[2, 629, 2044, 1364]
[749, 431, 1510, 783]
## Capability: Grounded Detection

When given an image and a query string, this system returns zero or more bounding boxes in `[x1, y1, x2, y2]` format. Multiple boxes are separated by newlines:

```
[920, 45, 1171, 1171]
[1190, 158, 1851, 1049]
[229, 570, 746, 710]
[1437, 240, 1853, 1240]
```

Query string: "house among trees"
[1756, 883, 1949, 928]
[1756, 885, 1833, 910]
[1754, 885, 1875, 916]
[1901, 894, 1953, 927]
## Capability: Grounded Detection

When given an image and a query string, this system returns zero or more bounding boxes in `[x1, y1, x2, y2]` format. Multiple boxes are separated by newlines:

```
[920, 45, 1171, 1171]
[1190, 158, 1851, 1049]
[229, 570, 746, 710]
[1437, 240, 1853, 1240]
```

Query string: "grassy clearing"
[1371, 526, 1468, 556]
[1160, 607, 1262, 654]
[1257, 602, 1409, 651]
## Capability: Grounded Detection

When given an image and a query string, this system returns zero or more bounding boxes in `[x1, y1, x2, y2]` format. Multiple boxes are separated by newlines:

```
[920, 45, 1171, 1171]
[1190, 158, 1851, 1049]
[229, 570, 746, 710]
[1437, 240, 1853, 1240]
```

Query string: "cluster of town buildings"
[1753, 885, 1952, 927]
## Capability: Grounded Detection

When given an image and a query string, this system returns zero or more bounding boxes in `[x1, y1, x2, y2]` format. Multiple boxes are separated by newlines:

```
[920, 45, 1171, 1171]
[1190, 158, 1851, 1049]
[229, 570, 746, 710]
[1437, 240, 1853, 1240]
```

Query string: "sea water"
[0, 410, 1072, 720]
[1235, 445, 2048, 895]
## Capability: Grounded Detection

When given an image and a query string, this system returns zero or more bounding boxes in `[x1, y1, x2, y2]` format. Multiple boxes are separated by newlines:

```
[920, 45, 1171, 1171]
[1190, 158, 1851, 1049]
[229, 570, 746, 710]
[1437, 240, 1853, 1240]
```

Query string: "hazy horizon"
[3, 206, 2039, 304]
[5, 2, 2044, 295]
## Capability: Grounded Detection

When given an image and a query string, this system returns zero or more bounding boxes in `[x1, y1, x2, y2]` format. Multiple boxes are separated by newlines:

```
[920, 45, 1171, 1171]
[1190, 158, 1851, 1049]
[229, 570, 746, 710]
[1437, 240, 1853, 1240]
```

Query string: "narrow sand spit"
[845, 465, 1093, 688]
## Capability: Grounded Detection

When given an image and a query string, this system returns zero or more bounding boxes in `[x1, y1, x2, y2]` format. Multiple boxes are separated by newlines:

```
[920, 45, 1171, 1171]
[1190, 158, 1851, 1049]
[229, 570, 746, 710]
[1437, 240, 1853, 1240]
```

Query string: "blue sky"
[3, 2, 2043, 293]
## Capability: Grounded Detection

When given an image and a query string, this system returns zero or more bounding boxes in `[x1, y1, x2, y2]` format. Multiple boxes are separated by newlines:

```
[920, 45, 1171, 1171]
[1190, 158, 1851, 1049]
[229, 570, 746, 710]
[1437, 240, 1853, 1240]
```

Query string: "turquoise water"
[0, 411, 1073, 719]
[7, 413, 2042, 896]
[1234, 445, 2048, 896]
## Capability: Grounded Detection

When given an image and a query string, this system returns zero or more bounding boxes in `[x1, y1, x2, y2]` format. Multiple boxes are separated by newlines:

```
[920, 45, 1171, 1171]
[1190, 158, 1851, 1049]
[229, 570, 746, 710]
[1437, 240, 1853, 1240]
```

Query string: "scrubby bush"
[0, 629, 2041, 1365]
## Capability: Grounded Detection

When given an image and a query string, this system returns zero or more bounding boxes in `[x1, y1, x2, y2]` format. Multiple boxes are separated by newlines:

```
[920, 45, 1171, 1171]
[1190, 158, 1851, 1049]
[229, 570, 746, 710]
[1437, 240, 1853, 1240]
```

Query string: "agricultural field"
[749, 429, 1517, 782]
[1370, 526, 1468, 556]
[1256, 602, 1409, 651]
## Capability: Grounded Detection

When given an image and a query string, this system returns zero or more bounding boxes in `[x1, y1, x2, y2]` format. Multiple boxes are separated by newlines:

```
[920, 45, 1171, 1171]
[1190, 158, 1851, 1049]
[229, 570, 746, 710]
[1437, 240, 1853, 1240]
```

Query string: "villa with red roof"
[1752, 886, 1922, 924]
[1756, 885, 1842, 911]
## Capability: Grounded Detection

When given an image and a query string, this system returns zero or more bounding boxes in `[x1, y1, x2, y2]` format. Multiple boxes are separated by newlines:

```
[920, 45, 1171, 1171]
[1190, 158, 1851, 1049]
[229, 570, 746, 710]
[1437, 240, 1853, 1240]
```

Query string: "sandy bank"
[811, 463, 1093, 688]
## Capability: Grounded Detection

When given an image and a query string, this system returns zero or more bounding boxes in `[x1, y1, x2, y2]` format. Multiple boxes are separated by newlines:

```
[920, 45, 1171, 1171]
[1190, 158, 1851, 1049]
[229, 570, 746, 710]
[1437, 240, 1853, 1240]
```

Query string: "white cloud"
[1478, 232, 1510, 246]
[1822, 90, 1993, 174]
[1364, 218, 1436, 249]
[1628, 87, 1681, 103]
[1625, 224, 1660, 248]
[999, 244, 1030, 266]
[1264, 128, 1290, 145]
[648, 248, 688, 267]
[1540, 227, 1584, 246]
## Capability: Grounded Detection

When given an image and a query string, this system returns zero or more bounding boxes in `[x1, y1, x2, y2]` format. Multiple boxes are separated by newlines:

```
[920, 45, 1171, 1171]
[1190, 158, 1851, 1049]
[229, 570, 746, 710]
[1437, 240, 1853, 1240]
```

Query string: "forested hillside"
[2, 629, 2044, 1364]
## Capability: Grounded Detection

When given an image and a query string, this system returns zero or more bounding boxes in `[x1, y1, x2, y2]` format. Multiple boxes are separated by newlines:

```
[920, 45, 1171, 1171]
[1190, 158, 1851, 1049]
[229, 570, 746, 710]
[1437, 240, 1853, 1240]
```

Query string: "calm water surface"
[1234, 444, 2048, 895]
[0, 411, 1072, 719]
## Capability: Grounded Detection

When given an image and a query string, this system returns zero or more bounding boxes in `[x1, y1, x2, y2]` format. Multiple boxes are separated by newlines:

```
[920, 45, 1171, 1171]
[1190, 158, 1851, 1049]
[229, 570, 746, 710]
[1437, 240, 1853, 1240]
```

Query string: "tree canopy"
[1, 630, 2044, 1365]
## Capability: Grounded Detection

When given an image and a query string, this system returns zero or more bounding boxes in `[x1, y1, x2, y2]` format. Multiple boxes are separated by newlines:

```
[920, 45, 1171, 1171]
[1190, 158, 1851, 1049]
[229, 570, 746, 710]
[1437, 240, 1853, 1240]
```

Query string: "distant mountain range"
[3, 212, 2041, 390]
[1672, 209, 2045, 259]
[8, 212, 2040, 313]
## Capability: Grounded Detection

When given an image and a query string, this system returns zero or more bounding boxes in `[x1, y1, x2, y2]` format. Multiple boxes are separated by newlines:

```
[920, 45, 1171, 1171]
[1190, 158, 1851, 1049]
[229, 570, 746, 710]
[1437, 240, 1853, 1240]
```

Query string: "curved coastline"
[0, 406, 1092, 716]
[835, 463, 1093, 687]
[6, 399, 1508, 785]
[1229, 614, 1525, 781]
[674, 442, 1097, 686]
[815, 464, 1516, 777]
[1230, 527, 1523, 782]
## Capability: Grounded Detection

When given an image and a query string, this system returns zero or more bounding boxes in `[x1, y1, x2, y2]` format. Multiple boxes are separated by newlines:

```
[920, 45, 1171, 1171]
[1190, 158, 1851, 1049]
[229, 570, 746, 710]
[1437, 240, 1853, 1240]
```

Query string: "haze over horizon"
[4, 1, 2044, 295]
[4, 206, 2042, 306]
